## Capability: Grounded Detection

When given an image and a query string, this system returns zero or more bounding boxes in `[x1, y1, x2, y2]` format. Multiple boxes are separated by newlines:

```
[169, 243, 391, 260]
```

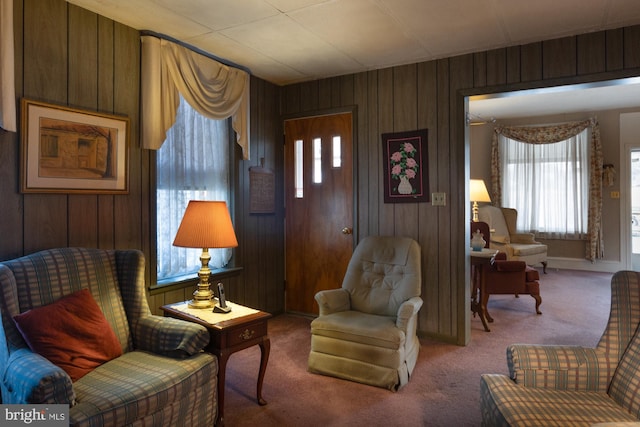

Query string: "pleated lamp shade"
[173, 201, 238, 249]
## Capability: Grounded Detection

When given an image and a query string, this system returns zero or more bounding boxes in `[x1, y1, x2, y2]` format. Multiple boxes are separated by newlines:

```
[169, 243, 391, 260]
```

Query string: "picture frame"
[382, 128, 429, 203]
[21, 98, 129, 194]
[249, 164, 275, 214]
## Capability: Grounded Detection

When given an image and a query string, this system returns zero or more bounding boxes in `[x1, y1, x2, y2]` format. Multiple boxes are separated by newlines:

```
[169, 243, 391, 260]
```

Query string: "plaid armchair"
[481, 271, 640, 426]
[0, 247, 217, 427]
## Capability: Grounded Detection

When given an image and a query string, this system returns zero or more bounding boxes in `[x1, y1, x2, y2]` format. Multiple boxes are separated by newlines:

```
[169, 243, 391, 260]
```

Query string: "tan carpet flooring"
[222, 268, 614, 426]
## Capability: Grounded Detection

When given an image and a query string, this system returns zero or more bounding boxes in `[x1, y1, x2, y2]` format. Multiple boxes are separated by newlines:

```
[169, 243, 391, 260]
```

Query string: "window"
[499, 128, 589, 239]
[156, 96, 231, 281]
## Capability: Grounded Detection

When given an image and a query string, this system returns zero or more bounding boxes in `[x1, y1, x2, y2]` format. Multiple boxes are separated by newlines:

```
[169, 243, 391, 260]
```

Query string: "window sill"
[149, 266, 243, 295]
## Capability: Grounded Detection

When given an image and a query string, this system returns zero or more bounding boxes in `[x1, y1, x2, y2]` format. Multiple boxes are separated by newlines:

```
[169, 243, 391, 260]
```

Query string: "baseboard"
[547, 256, 624, 273]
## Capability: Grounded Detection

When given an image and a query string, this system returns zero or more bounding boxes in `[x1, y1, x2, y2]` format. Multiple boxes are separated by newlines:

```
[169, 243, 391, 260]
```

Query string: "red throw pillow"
[13, 288, 123, 381]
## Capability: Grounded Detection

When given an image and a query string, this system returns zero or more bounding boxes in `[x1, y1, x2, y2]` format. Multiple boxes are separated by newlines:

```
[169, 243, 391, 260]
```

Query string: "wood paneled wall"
[4, 0, 640, 344]
[281, 26, 640, 344]
[2, 0, 285, 317]
[2, 0, 145, 260]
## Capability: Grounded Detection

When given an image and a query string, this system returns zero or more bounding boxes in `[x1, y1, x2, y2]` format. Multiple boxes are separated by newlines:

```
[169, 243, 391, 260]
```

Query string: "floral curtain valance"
[141, 35, 250, 159]
[0, 0, 17, 132]
[491, 118, 603, 262]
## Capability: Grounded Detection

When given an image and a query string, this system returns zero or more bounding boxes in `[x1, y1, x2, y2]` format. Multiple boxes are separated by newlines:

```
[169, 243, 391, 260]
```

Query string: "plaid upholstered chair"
[481, 271, 640, 426]
[0, 247, 217, 427]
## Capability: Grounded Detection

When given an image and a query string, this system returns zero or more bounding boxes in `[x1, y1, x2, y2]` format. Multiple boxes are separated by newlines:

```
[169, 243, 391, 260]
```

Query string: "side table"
[470, 248, 498, 332]
[161, 301, 272, 427]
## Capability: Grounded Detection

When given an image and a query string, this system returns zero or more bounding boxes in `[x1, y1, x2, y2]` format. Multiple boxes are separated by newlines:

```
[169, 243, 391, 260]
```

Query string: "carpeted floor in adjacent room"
[223, 268, 614, 427]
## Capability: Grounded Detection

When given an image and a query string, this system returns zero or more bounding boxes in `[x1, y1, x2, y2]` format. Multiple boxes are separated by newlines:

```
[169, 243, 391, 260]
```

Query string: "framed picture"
[382, 129, 429, 203]
[249, 164, 275, 214]
[21, 98, 129, 194]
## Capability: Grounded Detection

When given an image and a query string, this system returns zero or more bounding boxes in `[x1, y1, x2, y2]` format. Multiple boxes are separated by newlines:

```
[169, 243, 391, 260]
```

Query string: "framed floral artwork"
[382, 129, 429, 203]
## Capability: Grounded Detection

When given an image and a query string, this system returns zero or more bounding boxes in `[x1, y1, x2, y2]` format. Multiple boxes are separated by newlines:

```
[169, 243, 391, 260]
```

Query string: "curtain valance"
[141, 35, 250, 159]
[491, 119, 603, 261]
[0, 0, 17, 132]
[494, 119, 593, 144]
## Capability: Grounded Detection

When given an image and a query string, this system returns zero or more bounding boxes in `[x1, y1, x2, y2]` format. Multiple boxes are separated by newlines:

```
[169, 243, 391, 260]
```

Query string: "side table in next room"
[161, 300, 272, 427]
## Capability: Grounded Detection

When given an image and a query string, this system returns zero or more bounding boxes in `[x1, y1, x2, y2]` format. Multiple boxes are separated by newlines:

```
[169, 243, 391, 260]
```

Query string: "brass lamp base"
[188, 294, 214, 309]
[472, 200, 480, 222]
[188, 248, 215, 309]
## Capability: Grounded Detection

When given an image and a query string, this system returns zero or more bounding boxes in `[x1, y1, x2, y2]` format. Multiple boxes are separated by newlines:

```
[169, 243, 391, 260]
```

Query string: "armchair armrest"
[396, 297, 423, 331]
[507, 344, 614, 392]
[488, 241, 515, 258]
[132, 315, 210, 357]
[3, 348, 74, 404]
[315, 288, 350, 316]
[492, 259, 527, 272]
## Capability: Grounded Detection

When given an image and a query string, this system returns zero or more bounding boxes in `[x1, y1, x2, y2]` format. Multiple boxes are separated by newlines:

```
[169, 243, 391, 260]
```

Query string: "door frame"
[620, 112, 640, 270]
[281, 106, 359, 305]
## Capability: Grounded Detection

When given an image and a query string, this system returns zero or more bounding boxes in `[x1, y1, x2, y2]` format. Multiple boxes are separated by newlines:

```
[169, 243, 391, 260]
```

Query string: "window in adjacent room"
[499, 128, 590, 239]
[156, 96, 232, 281]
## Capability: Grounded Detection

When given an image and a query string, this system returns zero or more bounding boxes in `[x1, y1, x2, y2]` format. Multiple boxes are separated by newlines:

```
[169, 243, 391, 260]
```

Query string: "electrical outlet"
[432, 192, 446, 206]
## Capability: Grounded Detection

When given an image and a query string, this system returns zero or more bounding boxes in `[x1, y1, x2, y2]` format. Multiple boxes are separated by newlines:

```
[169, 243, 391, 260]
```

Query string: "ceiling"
[65, 0, 640, 87]
[65, 0, 640, 118]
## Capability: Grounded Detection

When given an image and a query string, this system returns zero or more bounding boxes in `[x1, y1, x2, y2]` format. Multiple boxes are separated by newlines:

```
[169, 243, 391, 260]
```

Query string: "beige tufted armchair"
[308, 236, 423, 391]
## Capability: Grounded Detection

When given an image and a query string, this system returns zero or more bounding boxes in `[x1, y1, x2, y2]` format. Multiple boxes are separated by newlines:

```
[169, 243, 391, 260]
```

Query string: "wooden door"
[284, 112, 353, 315]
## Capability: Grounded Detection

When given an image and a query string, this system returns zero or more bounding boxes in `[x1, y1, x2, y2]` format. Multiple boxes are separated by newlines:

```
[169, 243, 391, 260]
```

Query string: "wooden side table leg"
[257, 336, 270, 406]
[216, 350, 230, 427]
[479, 265, 492, 332]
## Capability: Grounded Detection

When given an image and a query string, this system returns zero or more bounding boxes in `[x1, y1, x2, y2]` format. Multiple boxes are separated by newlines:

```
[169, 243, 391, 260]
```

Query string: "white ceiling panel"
[381, 0, 509, 57]
[152, 0, 280, 31]
[497, 0, 615, 43]
[289, 0, 428, 67]
[606, 1, 640, 26]
[265, 0, 330, 13]
[68, 0, 212, 40]
[66, 0, 640, 86]
[220, 14, 362, 77]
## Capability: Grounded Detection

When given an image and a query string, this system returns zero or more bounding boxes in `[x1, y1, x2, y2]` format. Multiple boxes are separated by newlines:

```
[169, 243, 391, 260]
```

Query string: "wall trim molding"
[548, 257, 623, 273]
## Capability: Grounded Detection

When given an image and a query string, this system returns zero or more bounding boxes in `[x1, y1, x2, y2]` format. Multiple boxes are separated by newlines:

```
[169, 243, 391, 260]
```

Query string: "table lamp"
[470, 179, 491, 222]
[173, 200, 238, 309]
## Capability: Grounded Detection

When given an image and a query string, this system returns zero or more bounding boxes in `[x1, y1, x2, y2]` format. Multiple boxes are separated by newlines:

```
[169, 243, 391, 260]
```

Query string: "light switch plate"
[432, 192, 446, 206]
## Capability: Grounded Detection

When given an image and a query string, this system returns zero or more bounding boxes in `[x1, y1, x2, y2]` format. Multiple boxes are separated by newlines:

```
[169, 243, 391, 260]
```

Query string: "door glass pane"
[632, 150, 640, 253]
[295, 139, 303, 198]
[313, 137, 322, 183]
[332, 136, 341, 168]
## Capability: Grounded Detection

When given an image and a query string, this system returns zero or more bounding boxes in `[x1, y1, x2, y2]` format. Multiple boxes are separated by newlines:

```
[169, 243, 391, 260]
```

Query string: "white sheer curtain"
[499, 129, 590, 239]
[156, 96, 231, 279]
[0, 0, 16, 132]
[141, 35, 250, 159]
[491, 118, 603, 261]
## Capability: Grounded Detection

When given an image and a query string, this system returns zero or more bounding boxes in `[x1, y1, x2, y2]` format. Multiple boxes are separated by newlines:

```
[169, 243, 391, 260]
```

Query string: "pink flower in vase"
[403, 143, 416, 154]
[389, 141, 420, 194]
